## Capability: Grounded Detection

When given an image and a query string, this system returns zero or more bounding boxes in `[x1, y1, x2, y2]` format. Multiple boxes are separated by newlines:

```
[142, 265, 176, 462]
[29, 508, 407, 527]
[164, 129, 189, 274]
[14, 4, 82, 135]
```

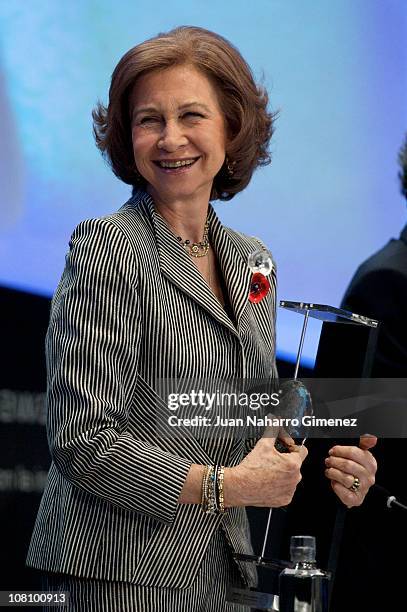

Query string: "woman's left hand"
[324, 435, 378, 508]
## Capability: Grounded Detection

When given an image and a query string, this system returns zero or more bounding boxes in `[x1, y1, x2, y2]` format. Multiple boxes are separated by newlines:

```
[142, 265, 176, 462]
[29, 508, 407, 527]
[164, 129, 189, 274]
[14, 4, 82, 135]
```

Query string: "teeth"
[158, 158, 197, 168]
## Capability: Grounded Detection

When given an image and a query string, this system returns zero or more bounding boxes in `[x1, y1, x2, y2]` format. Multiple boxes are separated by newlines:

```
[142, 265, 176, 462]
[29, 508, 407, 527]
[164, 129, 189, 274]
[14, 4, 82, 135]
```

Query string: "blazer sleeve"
[46, 217, 192, 524]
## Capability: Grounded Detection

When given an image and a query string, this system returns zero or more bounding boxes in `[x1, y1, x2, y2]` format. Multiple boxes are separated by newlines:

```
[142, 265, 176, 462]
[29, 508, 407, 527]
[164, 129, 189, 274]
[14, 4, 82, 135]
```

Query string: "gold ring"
[349, 476, 360, 493]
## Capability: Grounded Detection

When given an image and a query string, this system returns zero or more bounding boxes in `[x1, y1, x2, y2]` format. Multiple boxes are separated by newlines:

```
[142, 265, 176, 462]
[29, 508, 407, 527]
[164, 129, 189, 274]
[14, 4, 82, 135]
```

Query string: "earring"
[225, 156, 236, 177]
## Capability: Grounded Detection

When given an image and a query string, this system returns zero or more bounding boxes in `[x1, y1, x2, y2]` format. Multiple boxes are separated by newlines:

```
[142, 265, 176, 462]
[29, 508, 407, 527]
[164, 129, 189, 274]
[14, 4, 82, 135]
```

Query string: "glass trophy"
[226, 252, 379, 611]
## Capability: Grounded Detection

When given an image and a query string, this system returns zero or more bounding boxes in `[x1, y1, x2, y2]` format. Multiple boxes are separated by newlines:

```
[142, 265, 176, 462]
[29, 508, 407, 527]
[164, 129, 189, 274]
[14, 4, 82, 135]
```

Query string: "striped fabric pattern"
[26, 189, 277, 593]
[40, 528, 250, 612]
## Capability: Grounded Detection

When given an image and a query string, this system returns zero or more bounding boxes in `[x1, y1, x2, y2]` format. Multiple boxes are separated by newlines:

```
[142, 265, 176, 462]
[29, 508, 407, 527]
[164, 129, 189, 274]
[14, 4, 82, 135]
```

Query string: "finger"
[296, 443, 308, 462]
[325, 467, 365, 491]
[325, 454, 377, 485]
[359, 434, 378, 450]
[325, 455, 368, 478]
[328, 446, 377, 475]
[276, 432, 308, 461]
[329, 444, 368, 464]
[277, 431, 297, 450]
[261, 413, 280, 440]
[325, 453, 376, 496]
[330, 480, 363, 508]
[278, 425, 291, 439]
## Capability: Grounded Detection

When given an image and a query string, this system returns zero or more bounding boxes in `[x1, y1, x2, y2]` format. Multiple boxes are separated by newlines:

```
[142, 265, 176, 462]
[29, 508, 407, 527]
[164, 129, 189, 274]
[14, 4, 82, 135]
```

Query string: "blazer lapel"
[137, 191, 252, 338]
[209, 210, 254, 335]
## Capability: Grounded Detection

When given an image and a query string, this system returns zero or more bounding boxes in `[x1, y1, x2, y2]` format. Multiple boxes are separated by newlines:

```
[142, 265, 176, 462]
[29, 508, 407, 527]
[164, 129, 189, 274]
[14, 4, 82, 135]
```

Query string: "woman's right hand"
[224, 427, 308, 508]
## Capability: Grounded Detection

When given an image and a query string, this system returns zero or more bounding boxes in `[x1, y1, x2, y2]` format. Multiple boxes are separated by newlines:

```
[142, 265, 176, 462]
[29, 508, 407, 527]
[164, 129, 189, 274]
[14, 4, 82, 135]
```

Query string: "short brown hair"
[93, 26, 276, 201]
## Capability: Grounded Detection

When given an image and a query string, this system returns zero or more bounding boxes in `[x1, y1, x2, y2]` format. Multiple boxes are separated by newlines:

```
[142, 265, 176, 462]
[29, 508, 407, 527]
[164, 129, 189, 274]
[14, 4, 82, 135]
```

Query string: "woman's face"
[130, 64, 228, 204]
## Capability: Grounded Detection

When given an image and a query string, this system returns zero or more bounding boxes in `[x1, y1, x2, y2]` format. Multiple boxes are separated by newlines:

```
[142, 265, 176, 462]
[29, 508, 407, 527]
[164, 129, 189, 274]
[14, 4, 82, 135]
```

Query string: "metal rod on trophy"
[260, 306, 310, 563]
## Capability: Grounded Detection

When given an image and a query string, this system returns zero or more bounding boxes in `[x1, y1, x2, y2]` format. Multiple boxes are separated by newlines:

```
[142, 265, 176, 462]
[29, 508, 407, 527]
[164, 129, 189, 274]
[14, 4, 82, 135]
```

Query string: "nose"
[157, 120, 188, 151]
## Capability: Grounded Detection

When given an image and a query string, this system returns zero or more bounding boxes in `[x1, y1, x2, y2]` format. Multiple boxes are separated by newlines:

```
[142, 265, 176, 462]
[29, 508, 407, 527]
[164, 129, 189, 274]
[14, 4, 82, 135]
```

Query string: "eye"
[182, 112, 204, 119]
[139, 116, 159, 124]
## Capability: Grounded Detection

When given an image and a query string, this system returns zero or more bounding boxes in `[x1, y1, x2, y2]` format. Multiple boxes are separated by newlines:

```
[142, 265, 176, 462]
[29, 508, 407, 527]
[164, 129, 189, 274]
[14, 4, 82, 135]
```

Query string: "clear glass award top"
[280, 301, 379, 328]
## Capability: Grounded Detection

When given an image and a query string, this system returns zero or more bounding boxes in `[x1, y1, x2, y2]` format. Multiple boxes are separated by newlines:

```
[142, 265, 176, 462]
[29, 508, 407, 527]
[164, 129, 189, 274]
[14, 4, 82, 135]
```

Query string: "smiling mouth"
[153, 156, 200, 169]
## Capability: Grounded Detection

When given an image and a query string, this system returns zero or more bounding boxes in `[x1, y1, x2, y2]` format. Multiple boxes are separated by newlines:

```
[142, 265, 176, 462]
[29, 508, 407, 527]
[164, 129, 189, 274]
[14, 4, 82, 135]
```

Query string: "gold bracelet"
[206, 465, 217, 513]
[217, 465, 225, 513]
[201, 464, 226, 514]
[202, 465, 209, 510]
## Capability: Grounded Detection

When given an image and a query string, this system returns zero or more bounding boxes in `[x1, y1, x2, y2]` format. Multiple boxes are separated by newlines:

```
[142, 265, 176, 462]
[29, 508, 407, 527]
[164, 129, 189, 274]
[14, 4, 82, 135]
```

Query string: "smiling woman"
[25, 25, 377, 612]
[90, 26, 276, 308]
[92, 26, 274, 201]
[130, 65, 228, 212]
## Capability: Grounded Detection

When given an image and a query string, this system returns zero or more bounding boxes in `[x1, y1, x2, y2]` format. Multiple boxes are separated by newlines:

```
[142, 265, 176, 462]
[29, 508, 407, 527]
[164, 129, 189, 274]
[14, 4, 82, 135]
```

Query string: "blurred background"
[1, 1, 406, 610]
[1, 0, 406, 363]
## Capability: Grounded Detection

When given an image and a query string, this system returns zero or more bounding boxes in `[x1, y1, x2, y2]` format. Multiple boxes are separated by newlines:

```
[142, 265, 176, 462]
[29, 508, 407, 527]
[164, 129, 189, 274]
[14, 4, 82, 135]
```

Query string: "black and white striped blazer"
[26, 189, 277, 589]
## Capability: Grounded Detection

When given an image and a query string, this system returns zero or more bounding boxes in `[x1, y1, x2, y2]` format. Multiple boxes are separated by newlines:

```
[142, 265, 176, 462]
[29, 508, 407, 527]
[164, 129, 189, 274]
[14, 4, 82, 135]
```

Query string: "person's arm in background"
[341, 267, 407, 498]
[341, 268, 407, 376]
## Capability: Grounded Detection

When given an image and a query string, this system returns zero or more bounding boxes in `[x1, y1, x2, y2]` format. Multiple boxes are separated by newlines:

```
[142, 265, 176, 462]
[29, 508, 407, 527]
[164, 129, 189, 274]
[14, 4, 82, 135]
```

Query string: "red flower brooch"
[248, 248, 273, 304]
[249, 272, 270, 303]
